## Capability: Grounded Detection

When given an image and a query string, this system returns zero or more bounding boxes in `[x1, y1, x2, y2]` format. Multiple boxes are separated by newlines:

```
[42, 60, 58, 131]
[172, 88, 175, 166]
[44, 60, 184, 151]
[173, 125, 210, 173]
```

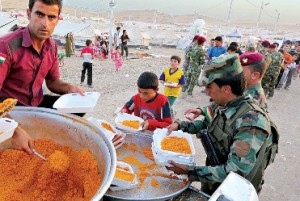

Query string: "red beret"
[240, 52, 264, 66]
[261, 40, 271, 47]
[270, 44, 277, 49]
[193, 35, 200, 40]
[197, 36, 206, 43]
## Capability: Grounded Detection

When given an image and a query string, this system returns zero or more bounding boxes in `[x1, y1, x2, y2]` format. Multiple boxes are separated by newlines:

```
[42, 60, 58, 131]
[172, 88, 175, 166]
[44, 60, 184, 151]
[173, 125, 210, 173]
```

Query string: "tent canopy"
[53, 21, 91, 37]
[224, 29, 242, 38]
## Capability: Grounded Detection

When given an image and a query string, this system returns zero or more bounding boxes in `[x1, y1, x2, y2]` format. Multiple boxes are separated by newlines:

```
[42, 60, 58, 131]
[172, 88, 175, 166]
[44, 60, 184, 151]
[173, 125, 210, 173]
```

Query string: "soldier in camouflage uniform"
[181, 36, 206, 96]
[261, 44, 284, 98]
[182, 35, 199, 73]
[167, 54, 271, 195]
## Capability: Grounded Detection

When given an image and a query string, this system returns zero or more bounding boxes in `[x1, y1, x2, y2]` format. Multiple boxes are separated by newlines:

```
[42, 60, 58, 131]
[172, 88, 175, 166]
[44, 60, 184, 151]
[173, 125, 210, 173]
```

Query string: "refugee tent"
[52, 21, 94, 46]
[224, 29, 242, 38]
[190, 19, 206, 37]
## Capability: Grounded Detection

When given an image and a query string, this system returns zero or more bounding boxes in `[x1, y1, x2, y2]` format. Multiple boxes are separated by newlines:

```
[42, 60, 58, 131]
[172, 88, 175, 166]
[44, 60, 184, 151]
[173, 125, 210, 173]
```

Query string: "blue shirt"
[209, 46, 226, 59]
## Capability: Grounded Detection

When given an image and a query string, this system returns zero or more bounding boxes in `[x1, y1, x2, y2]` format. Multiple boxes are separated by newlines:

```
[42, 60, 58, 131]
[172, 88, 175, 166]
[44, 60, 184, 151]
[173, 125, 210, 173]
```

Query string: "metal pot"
[3, 106, 117, 201]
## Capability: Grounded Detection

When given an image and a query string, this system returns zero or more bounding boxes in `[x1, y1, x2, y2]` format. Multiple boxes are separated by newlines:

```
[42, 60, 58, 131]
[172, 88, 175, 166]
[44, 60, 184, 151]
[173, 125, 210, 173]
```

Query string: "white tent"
[190, 19, 206, 37]
[53, 21, 92, 37]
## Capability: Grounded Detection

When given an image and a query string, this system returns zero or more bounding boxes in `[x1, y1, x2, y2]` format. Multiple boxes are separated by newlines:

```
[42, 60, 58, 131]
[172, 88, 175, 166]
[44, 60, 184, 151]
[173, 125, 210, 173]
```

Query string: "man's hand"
[66, 84, 84, 96]
[11, 126, 34, 154]
[184, 108, 202, 121]
[46, 79, 84, 95]
[167, 122, 179, 135]
[166, 160, 189, 175]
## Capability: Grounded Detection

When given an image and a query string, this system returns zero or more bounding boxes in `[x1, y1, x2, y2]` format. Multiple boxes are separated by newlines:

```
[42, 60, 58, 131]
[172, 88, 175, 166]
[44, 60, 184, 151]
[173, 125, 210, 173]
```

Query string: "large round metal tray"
[5, 106, 117, 201]
[105, 131, 190, 201]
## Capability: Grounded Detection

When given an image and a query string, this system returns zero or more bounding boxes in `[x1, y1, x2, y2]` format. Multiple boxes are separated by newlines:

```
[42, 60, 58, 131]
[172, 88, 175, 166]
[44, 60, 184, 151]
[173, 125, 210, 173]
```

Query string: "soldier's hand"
[167, 122, 179, 135]
[184, 108, 202, 121]
[166, 160, 188, 175]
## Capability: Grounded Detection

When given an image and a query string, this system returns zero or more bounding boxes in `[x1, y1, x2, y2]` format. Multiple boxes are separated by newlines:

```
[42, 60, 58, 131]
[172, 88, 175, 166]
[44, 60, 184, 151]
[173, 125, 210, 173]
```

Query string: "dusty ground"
[57, 46, 300, 201]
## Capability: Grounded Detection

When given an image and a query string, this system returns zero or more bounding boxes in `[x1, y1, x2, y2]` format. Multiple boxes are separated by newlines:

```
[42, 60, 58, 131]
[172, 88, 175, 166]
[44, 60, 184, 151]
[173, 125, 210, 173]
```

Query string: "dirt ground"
[57, 46, 299, 201]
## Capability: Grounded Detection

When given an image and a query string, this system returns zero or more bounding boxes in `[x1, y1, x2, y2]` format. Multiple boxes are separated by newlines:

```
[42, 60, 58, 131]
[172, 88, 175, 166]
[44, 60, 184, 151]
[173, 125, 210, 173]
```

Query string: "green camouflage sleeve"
[189, 111, 270, 183]
[197, 48, 206, 66]
[179, 120, 206, 134]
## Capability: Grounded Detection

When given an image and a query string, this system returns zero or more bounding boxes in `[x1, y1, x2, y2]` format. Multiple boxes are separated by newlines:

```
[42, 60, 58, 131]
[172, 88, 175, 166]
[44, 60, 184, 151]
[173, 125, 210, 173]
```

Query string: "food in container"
[121, 120, 140, 129]
[161, 136, 192, 155]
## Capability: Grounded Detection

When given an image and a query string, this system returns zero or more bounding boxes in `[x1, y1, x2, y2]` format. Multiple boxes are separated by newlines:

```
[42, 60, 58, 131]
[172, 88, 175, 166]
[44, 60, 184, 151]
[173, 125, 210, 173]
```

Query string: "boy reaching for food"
[120, 72, 173, 131]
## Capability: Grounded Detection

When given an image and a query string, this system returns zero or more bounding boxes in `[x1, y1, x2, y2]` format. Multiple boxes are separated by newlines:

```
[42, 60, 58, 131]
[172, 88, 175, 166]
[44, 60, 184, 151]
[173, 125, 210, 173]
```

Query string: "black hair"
[137, 72, 159, 90]
[291, 52, 299, 58]
[116, 27, 121, 31]
[213, 72, 245, 96]
[247, 60, 267, 78]
[29, 0, 62, 14]
[86, 39, 92, 46]
[115, 45, 120, 50]
[123, 30, 126, 34]
[230, 42, 238, 47]
[261, 41, 270, 48]
[227, 45, 237, 52]
[273, 42, 279, 47]
[171, 55, 181, 63]
[215, 36, 223, 42]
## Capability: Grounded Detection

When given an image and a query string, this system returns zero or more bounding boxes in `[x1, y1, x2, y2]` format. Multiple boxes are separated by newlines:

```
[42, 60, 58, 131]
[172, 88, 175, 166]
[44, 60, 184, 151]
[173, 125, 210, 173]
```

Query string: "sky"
[64, 0, 299, 25]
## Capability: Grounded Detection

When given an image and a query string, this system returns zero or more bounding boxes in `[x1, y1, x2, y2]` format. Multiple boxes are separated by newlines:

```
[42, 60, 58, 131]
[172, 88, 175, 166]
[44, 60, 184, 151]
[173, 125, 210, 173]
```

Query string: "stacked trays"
[0, 118, 18, 143]
[152, 128, 196, 167]
[110, 161, 138, 191]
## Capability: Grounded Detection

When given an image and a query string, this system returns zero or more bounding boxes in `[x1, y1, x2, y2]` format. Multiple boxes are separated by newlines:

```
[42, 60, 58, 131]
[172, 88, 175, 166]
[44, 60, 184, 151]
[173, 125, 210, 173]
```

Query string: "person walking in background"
[113, 26, 121, 48]
[182, 35, 200, 73]
[65, 32, 72, 57]
[159, 55, 185, 114]
[70, 32, 75, 55]
[80, 39, 94, 88]
[120, 30, 130, 60]
[261, 44, 284, 98]
[276, 45, 293, 88]
[181, 36, 206, 96]
[208, 36, 226, 59]
[112, 46, 123, 72]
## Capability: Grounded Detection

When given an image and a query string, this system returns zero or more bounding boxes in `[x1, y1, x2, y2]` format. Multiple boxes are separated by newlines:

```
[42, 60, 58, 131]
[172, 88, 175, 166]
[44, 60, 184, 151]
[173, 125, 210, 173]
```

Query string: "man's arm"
[46, 79, 84, 95]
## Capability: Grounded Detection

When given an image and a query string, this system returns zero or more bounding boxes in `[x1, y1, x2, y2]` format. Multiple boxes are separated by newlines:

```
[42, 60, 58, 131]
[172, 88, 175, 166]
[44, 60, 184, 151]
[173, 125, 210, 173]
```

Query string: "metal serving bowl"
[3, 106, 117, 201]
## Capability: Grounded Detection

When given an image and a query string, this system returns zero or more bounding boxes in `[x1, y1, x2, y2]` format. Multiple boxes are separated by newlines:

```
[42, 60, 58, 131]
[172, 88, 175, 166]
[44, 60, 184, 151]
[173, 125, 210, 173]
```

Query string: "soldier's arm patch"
[234, 140, 250, 157]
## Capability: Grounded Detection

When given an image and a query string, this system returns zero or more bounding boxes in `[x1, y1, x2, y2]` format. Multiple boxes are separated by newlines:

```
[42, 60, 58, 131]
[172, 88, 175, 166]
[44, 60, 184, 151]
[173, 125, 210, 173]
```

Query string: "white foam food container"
[115, 113, 144, 133]
[0, 118, 18, 143]
[87, 117, 126, 149]
[152, 143, 195, 167]
[164, 82, 178, 87]
[53, 92, 100, 113]
[153, 128, 196, 156]
[110, 161, 138, 191]
[88, 117, 117, 140]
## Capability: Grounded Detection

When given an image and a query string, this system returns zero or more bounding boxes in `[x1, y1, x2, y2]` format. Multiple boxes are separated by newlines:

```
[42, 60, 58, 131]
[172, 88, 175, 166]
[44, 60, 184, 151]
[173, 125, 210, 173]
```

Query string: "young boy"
[80, 39, 94, 88]
[159, 55, 185, 111]
[121, 72, 173, 131]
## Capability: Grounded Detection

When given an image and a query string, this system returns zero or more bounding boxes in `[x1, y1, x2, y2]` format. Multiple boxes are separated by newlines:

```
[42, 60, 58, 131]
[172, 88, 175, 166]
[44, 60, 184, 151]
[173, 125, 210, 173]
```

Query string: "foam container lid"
[53, 92, 100, 113]
[110, 161, 138, 191]
[115, 113, 144, 133]
[0, 118, 18, 143]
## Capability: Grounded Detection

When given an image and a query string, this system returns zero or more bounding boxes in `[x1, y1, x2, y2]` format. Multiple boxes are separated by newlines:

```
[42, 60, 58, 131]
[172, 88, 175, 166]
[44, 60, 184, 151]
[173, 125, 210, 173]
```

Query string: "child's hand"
[120, 109, 127, 113]
[141, 120, 149, 131]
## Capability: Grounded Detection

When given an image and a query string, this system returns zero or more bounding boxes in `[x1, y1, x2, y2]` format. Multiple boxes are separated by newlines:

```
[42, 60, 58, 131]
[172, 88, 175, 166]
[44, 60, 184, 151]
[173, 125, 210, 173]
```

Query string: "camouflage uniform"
[178, 54, 271, 195]
[182, 42, 196, 73]
[245, 83, 268, 111]
[261, 52, 284, 97]
[181, 45, 206, 95]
